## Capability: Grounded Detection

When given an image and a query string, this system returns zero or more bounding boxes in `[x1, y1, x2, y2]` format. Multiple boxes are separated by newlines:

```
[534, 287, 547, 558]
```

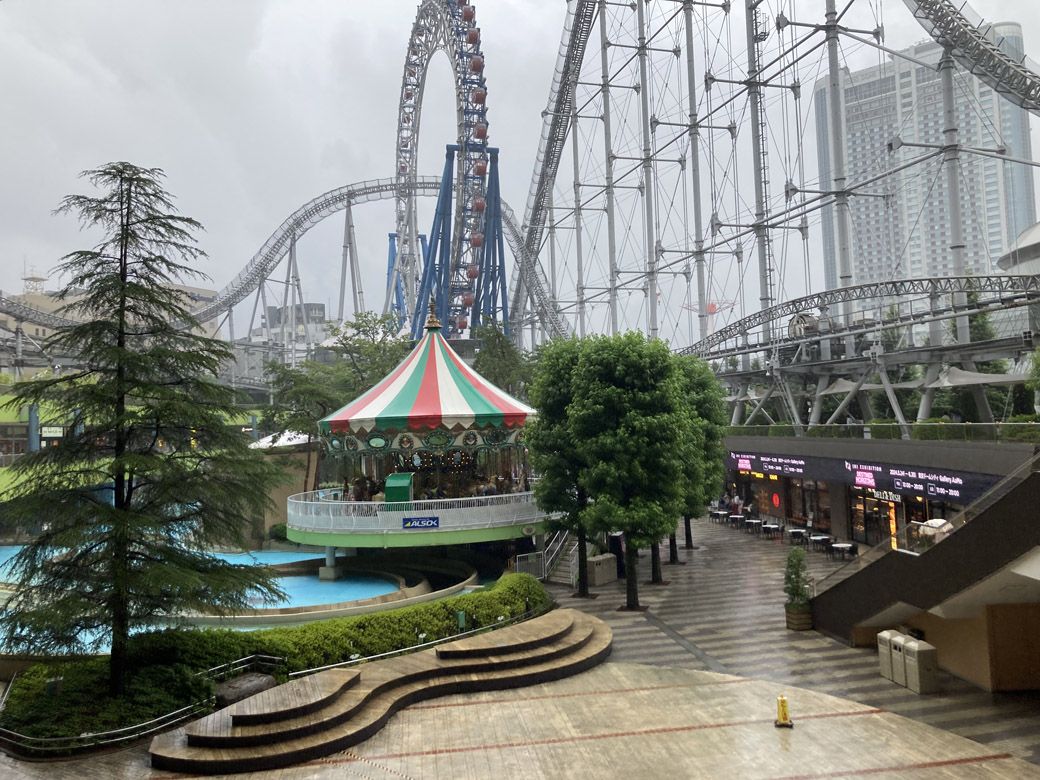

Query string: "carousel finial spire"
[425, 297, 441, 331]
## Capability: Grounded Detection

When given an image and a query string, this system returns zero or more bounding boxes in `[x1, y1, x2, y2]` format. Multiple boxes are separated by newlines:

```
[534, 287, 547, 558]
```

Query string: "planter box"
[785, 606, 813, 631]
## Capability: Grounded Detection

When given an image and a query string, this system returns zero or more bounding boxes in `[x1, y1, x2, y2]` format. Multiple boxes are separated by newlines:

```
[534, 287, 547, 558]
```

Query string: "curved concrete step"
[436, 608, 574, 659]
[183, 617, 596, 749]
[230, 668, 358, 726]
[150, 609, 611, 775]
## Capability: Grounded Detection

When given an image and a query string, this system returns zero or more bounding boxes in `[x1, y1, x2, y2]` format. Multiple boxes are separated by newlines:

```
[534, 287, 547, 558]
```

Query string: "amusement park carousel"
[285, 311, 549, 560]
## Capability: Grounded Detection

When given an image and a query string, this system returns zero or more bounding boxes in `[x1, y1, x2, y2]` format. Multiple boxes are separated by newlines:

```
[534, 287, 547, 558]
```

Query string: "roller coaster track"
[679, 275, 1040, 359]
[509, 0, 596, 336]
[904, 0, 1040, 113]
[0, 293, 75, 328]
[0, 178, 563, 337]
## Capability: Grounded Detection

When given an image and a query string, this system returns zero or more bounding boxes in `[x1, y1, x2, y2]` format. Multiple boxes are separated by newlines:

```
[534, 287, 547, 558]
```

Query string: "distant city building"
[815, 24, 1036, 290]
[251, 303, 329, 348]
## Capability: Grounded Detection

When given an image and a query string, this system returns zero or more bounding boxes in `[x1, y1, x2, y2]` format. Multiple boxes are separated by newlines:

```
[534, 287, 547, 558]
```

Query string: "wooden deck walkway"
[149, 608, 612, 775]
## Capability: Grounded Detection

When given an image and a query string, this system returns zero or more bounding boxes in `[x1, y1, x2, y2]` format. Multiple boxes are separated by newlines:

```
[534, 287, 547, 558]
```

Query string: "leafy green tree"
[0, 163, 285, 695]
[569, 333, 692, 609]
[264, 361, 345, 491]
[473, 323, 532, 400]
[675, 355, 728, 552]
[265, 311, 411, 490]
[325, 311, 412, 396]
[526, 338, 591, 596]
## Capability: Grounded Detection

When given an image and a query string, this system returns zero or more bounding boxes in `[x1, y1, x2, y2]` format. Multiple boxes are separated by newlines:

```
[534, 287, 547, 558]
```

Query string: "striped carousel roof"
[319, 317, 534, 436]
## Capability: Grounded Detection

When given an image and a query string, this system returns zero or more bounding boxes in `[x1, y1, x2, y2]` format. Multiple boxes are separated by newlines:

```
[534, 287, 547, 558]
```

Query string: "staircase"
[149, 609, 612, 775]
[813, 467, 1040, 642]
[546, 539, 579, 587]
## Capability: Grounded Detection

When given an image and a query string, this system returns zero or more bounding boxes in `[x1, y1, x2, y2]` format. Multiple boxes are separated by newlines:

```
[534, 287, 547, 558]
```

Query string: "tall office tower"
[815, 23, 1035, 290]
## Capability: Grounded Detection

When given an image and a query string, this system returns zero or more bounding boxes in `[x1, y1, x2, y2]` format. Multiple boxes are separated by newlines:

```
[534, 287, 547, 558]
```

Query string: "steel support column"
[636, 0, 659, 338]
[600, 0, 620, 334]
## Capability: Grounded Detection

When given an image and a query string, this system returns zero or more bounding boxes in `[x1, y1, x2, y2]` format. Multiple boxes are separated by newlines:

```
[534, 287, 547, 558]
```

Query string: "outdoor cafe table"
[761, 523, 780, 539]
[831, 542, 853, 559]
[729, 514, 744, 528]
[745, 518, 763, 534]
[710, 509, 728, 524]
[787, 528, 807, 545]
[810, 534, 831, 551]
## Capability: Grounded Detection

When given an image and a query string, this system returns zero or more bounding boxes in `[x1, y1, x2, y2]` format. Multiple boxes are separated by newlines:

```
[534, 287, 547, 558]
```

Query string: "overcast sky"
[2, 0, 1039, 337]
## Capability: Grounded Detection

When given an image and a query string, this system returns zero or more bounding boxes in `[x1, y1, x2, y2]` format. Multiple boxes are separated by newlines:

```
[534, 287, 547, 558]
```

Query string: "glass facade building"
[815, 25, 1035, 289]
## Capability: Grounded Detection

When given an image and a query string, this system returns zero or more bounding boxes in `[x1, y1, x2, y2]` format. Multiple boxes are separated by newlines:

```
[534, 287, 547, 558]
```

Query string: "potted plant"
[783, 547, 813, 630]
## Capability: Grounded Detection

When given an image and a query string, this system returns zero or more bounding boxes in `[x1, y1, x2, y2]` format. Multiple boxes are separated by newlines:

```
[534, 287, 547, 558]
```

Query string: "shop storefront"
[726, 449, 987, 543]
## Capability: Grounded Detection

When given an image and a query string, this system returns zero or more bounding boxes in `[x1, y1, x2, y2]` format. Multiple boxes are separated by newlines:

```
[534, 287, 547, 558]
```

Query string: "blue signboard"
[402, 516, 440, 529]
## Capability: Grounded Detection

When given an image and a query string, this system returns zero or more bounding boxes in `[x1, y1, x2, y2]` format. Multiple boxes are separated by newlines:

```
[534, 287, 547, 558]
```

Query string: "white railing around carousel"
[287, 490, 548, 534]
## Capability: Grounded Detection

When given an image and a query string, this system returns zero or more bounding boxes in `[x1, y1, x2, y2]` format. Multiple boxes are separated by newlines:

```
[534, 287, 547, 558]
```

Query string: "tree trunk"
[650, 541, 663, 584]
[310, 442, 322, 492]
[109, 590, 128, 696]
[576, 525, 589, 598]
[624, 534, 640, 609]
[110, 177, 130, 698]
[303, 434, 314, 492]
[684, 514, 694, 549]
[668, 532, 680, 564]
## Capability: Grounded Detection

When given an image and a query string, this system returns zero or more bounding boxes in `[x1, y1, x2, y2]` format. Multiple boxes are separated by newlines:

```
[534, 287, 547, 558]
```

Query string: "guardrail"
[727, 422, 1040, 443]
[514, 529, 570, 580]
[0, 654, 284, 758]
[287, 490, 548, 534]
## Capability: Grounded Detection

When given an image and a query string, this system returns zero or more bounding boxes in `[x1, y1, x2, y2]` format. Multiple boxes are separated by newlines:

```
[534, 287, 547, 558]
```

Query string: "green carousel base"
[286, 522, 545, 549]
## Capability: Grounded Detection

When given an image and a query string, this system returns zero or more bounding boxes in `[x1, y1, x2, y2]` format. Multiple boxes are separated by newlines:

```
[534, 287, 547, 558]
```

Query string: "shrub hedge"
[867, 420, 901, 439]
[0, 573, 551, 739]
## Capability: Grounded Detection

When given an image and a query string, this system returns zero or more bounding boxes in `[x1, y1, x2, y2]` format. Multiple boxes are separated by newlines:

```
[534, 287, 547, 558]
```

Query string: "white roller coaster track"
[681, 274, 1040, 359]
[192, 177, 544, 328]
[1, 177, 566, 340]
[904, 0, 1040, 113]
[508, 0, 594, 337]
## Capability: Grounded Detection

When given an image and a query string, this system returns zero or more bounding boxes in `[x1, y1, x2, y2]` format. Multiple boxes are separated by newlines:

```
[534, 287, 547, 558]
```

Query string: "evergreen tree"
[0, 163, 285, 695]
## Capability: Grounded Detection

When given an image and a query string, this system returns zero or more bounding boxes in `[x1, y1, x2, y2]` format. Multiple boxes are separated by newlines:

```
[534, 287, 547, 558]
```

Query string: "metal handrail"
[543, 530, 571, 573]
[727, 421, 1040, 442]
[814, 451, 1040, 594]
[0, 653, 283, 757]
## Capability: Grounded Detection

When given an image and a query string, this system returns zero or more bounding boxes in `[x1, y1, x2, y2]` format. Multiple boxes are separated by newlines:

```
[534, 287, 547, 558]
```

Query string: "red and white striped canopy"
[319, 322, 534, 436]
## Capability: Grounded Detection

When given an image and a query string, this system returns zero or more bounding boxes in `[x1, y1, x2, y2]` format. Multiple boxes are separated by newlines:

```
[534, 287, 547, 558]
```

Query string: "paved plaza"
[2, 516, 1039, 778]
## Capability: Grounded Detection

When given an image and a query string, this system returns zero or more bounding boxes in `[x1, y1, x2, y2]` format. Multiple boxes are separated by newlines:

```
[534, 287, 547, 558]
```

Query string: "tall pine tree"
[1, 163, 285, 695]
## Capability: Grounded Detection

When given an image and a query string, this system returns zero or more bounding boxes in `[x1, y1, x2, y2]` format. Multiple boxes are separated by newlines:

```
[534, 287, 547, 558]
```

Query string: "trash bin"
[904, 639, 939, 694]
[890, 634, 908, 687]
[877, 630, 899, 681]
[608, 533, 625, 579]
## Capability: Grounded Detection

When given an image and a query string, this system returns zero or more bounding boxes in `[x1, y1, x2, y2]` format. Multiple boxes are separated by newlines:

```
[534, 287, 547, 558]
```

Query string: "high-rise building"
[814, 24, 1035, 290]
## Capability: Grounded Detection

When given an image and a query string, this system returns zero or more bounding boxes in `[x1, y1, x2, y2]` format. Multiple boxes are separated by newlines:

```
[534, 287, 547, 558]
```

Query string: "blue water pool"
[0, 547, 398, 608]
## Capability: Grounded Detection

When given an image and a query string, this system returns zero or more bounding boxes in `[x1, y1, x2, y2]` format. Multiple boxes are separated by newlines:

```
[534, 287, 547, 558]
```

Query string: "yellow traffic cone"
[775, 694, 794, 728]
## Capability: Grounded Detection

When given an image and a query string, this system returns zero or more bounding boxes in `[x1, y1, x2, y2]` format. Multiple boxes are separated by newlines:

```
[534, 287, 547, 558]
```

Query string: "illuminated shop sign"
[726, 451, 995, 504]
